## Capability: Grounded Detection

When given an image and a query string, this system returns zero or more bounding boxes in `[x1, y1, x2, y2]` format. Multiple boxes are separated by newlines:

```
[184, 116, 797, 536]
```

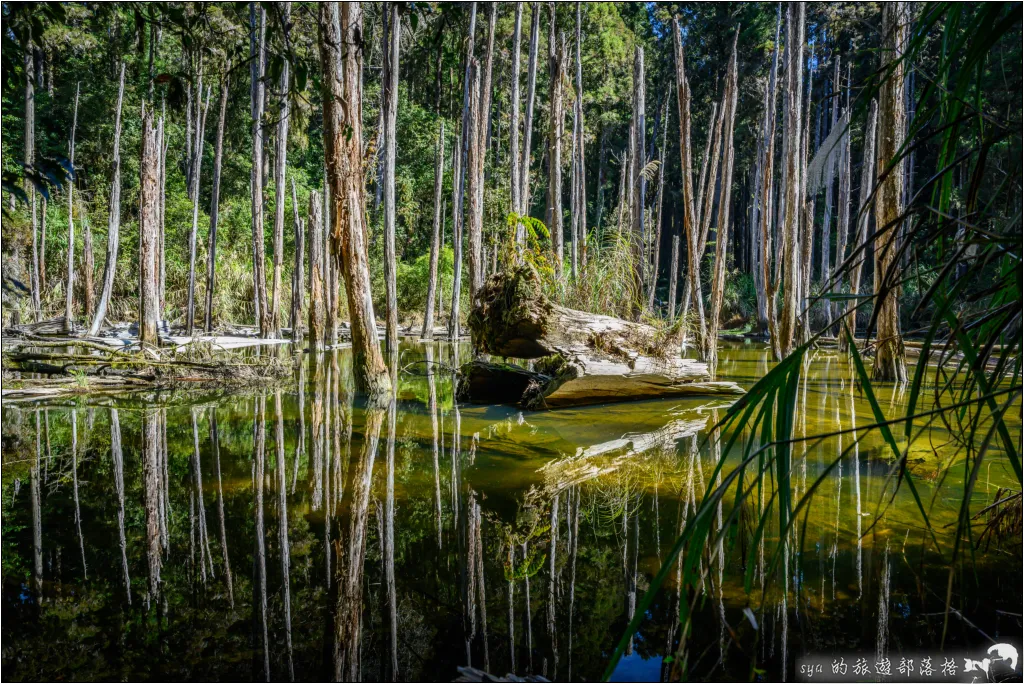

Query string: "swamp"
[1, 1, 1021, 682]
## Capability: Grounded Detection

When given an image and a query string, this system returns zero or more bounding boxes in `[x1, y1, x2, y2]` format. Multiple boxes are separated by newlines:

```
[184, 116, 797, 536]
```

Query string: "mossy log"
[461, 267, 744, 409]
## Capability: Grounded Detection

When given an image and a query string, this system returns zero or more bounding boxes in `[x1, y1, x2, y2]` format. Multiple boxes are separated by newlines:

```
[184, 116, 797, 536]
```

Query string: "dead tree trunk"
[819, 56, 841, 327]
[520, 3, 540, 227]
[778, 2, 805, 358]
[466, 59, 484, 301]
[647, 100, 668, 312]
[546, 24, 566, 281]
[63, 83, 80, 331]
[667, 232, 680, 322]
[844, 99, 878, 348]
[250, 3, 271, 337]
[799, 53, 816, 342]
[706, 28, 740, 373]
[509, 3, 524, 254]
[139, 109, 161, 347]
[319, 1, 391, 396]
[88, 63, 126, 336]
[308, 189, 326, 349]
[574, 1, 587, 272]
[872, 2, 908, 382]
[383, 1, 400, 359]
[24, 40, 39, 318]
[832, 65, 852, 337]
[759, 10, 783, 357]
[449, 2, 478, 341]
[205, 67, 230, 333]
[186, 82, 211, 336]
[473, 4, 496, 287]
[158, 103, 167, 317]
[629, 46, 646, 314]
[271, 3, 292, 338]
[672, 20, 707, 355]
[82, 210, 94, 319]
[290, 178, 304, 339]
[422, 121, 446, 340]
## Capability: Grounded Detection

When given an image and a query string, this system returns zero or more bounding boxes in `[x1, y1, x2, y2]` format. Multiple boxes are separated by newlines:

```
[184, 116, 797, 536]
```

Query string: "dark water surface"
[2, 341, 1020, 681]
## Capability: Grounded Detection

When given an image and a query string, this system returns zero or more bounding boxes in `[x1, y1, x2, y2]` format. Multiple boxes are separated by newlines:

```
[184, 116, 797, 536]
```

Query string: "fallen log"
[460, 267, 744, 408]
[457, 358, 742, 409]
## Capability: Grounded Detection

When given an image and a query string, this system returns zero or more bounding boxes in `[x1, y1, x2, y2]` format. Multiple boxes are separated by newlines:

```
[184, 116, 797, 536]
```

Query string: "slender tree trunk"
[88, 63, 126, 336]
[574, 2, 587, 271]
[593, 123, 607, 238]
[467, 59, 484, 298]
[271, 3, 292, 338]
[546, 17, 566, 281]
[673, 20, 707, 354]
[82, 213, 94, 319]
[509, 3, 524, 253]
[63, 83, 80, 331]
[40, 195, 47, 295]
[872, 2, 908, 382]
[448, 2, 478, 341]
[24, 40, 39, 318]
[308, 189, 326, 349]
[290, 178, 305, 339]
[820, 56, 840, 328]
[778, 2, 805, 358]
[647, 101, 668, 311]
[158, 102, 167, 317]
[422, 121, 446, 339]
[139, 109, 160, 347]
[667, 232, 680, 322]
[186, 81, 211, 336]
[706, 29, 740, 373]
[520, 4, 540, 224]
[205, 68, 230, 332]
[759, 8, 783, 357]
[474, 5, 496, 289]
[319, 2, 392, 396]
[629, 46, 646, 314]
[832, 65, 852, 337]
[383, 2, 400, 358]
[799, 54, 816, 342]
[250, 4, 271, 336]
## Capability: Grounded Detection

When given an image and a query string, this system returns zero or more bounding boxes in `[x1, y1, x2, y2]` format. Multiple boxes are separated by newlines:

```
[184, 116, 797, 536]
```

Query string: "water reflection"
[1, 342, 1019, 682]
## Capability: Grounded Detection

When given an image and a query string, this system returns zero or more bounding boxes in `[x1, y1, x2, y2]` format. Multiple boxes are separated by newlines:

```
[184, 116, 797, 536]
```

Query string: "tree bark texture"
[422, 121, 446, 339]
[205, 68, 230, 332]
[139, 110, 161, 347]
[383, 2, 400, 358]
[63, 83, 80, 331]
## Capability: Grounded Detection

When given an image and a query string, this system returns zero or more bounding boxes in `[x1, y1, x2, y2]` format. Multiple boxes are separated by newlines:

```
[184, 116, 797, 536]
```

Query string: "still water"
[2, 341, 1019, 681]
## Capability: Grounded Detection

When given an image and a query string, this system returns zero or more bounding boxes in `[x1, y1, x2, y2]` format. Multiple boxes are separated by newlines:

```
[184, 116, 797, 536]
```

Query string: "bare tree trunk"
[706, 28, 740, 373]
[250, 4, 271, 337]
[778, 2, 805, 358]
[82, 212, 94, 319]
[319, 2, 392, 396]
[820, 56, 840, 328]
[467, 60, 484, 301]
[832, 65, 852, 337]
[546, 21, 566, 281]
[158, 103, 167, 317]
[673, 20, 707, 354]
[290, 178, 305, 339]
[422, 121, 446, 339]
[474, 5, 497, 289]
[383, 2, 400, 358]
[186, 81, 211, 336]
[139, 108, 161, 347]
[574, 2, 587, 271]
[647, 101, 668, 311]
[509, 3, 524, 254]
[449, 2, 479, 341]
[308, 190, 326, 349]
[205, 68, 230, 332]
[593, 123, 607, 239]
[519, 3, 540, 227]
[271, 3, 292, 338]
[63, 83, 80, 331]
[629, 46, 646, 314]
[88, 63, 126, 336]
[799, 54, 816, 341]
[872, 2, 908, 382]
[759, 8, 783, 357]
[24, 40, 39, 318]
[40, 195, 47, 295]
[667, 232, 680, 322]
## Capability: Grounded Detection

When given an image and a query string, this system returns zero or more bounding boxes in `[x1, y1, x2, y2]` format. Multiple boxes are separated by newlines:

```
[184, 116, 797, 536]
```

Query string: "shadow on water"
[1, 341, 1020, 681]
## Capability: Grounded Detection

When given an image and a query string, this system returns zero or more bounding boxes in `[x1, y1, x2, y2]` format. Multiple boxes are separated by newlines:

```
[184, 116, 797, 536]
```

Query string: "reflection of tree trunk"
[474, 500, 490, 672]
[333, 398, 386, 681]
[192, 409, 214, 582]
[427, 346, 443, 548]
[311, 356, 326, 510]
[143, 409, 162, 605]
[567, 486, 580, 680]
[71, 411, 87, 579]
[294, 361, 306, 494]
[253, 396, 270, 681]
[111, 409, 130, 603]
[522, 541, 533, 673]
[275, 392, 295, 681]
[32, 411, 43, 599]
[384, 397, 399, 681]
[623, 499, 638, 657]
[211, 409, 233, 606]
[546, 492, 559, 675]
